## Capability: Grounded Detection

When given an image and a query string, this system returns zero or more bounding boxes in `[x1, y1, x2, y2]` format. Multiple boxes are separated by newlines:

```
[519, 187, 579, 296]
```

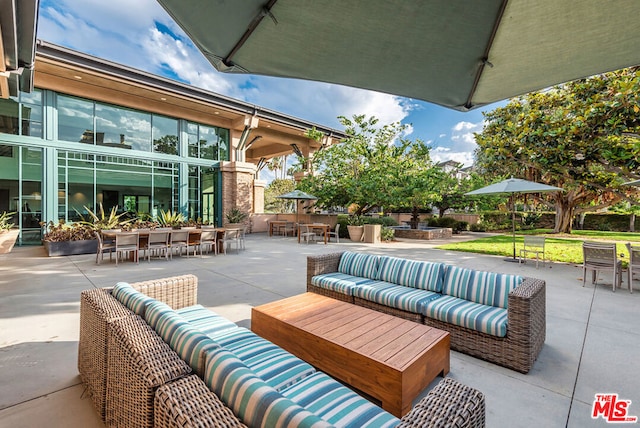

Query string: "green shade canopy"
[276, 190, 317, 223]
[465, 178, 563, 196]
[466, 178, 563, 261]
[157, 0, 640, 111]
[276, 190, 317, 201]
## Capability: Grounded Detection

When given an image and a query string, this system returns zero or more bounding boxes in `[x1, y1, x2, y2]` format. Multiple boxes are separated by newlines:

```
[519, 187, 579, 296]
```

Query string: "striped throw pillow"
[377, 256, 445, 291]
[112, 282, 152, 316]
[337, 251, 380, 280]
[203, 349, 331, 428]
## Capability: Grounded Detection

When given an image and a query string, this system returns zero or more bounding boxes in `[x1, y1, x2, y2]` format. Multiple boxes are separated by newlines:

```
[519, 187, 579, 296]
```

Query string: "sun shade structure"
[466, 178, 563, 261]
[157, 0, 640, 111]
[277, 190, 317, 223]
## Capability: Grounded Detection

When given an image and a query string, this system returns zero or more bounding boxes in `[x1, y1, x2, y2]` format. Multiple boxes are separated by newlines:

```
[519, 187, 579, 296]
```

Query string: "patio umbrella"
[465, 178, 563, 261]
[276, 190, 318, 223]
[157, 0, 640, 111]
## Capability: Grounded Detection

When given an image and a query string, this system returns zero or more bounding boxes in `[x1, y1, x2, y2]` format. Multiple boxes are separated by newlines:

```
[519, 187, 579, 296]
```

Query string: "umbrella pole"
[504, 194, 519, 263]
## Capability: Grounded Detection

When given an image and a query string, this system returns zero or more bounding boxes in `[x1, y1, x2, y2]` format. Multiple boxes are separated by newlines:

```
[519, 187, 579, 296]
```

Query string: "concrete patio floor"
[0, 232, 638, 427]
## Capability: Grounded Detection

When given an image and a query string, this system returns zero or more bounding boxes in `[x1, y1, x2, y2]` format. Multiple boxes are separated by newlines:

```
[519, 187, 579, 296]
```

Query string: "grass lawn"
[436, 230, 640, 265]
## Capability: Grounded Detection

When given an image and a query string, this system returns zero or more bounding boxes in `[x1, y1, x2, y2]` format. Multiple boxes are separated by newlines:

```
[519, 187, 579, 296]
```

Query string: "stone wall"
[393, 228, 452, 240]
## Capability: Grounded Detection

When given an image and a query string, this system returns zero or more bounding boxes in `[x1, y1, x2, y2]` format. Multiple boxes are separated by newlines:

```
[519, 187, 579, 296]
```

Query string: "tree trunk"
[554, 198, 574, 233]
[631, 213, 636, 232]
[410, 206, 420, 229]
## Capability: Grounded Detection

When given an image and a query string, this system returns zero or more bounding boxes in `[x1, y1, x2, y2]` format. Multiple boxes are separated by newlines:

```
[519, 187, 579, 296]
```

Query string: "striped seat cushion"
[281, 372, 399, 428]
[377, 256, 445, 292]
[423, 295, 509, 337]
[177, 304, 237, 335]
[352, 281, 441, 314]
[311, 273, 375, 296]
[337, 251, 380, 280]
[203, 349, 331, 428]
[167, 322, 220, 377]
[210, 327, 316, 392]
[443, 266, 522, 308]
[112, 282, 152, 316]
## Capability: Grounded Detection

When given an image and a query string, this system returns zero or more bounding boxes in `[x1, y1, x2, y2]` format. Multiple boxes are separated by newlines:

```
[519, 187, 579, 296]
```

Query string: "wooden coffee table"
[251, 293, 450, 417]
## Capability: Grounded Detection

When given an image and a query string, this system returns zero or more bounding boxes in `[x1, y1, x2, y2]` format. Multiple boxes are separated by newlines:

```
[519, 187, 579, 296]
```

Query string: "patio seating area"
[0, 232, 639, 427]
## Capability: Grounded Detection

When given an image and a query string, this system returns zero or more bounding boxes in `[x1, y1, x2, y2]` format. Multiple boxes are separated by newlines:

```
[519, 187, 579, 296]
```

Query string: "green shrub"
[381, 227, 395, 241]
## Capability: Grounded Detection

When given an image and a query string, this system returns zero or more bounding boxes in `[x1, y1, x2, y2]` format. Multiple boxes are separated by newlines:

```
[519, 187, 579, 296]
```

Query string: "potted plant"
[158, 210, 186, 229]
[346, 215, 365, 242]
[42, 220, 98, 256]
[224, 207, 248, 228]
[0, 211, 19, 254]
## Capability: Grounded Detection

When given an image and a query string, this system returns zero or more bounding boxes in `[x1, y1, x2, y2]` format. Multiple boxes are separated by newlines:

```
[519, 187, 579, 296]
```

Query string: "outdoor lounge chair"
[624, 242, 638, 293]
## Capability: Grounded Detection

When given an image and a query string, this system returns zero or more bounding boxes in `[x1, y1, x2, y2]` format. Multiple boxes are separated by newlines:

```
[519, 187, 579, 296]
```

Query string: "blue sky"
[37, 0, 505, 172]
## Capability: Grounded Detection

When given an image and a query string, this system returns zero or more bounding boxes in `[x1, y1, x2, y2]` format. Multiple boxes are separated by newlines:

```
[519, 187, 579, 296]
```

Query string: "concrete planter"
[347, 225, 364, 242]
[44, 239, 98, 257]
[0, 229, 19, 254]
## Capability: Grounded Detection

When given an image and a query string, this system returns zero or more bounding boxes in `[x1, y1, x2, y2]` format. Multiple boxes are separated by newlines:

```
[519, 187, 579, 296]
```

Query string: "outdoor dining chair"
[582, 241, 622, 291]
[143, 230, 170, 262]
[519, 235, 545, 268]
[115, 232, 139, 265]
[199, 229, 219, 256]
[95, 231, 116, 264]
[300, 224, 318, 244]
[327, 223, 340, 243]
[624, 243, 638, 293]
[219, 228, 240, 254]
[168, 230, 189, 259]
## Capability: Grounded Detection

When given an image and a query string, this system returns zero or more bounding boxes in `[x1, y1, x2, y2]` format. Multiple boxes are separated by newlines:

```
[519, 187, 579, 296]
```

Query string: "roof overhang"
[0, 0, 39, 98]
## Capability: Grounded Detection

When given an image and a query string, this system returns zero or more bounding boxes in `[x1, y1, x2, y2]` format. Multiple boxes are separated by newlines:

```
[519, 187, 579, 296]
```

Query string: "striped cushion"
[443, 266, 522, 308]
[352, 281, 441, 314]
[203, 349, 331, 428]
[311, 273, 375, 296]
[168, 322, 220, 377]
[210, 327, 316, 392]
[177, 305, 237, 335]
[337, 252, 380, 280]
[144, 299, 187, 339]
[423, 295, 509, 337]
[281, 372, 399, 428]
[377, 257, 445, 292]
[467, 271, 522, 308]
[112, 282, 152, 316]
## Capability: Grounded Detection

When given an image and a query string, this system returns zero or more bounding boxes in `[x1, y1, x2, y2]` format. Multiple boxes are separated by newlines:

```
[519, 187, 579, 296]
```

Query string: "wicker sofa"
[78, 274, 486, 427]
[307, 252, 546, 373]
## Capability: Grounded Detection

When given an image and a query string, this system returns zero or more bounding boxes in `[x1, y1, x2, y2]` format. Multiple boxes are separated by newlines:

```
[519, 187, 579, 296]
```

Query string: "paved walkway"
[0, 232, 638, 427]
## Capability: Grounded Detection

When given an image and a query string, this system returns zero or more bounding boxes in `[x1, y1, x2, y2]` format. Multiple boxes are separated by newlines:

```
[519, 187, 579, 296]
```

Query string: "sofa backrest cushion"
[204, 349, 332, 428]
[377, 256, 445, 292]
[338, 251, 379, 280]
[443, 266, 523, 308]
[145, 300, 187, 339]
[169, 322, 220, 377]
[112, 282, 153, 316]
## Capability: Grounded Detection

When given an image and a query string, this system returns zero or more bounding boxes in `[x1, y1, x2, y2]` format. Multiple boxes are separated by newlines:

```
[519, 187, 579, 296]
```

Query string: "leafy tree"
[475, 67, 640, 233]
[264, 179, 296, 213]
[153, 135, 178, 155]
[300, 114, 442, 217]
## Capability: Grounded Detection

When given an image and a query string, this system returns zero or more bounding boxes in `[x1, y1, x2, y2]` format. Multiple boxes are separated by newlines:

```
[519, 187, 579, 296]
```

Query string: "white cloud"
[429, 120, 485, 167]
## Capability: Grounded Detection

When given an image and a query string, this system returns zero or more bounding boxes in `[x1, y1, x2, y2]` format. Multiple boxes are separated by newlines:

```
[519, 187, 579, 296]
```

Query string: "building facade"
[0, 41, 342, 245]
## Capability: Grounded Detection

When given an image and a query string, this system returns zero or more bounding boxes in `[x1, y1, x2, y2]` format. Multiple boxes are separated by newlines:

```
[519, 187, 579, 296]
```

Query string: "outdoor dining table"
[297, 223, 330, 244]
[268, 220, 288, 237]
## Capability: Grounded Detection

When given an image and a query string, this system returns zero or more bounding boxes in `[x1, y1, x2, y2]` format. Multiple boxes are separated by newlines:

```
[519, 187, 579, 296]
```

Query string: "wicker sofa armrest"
[397, 378, 485, 428]
[306, 252, 344, 285]
[155, 375, 247, 428]
[105, 315, 192, 427]
[130, 274, 198, 309]
[507, 277, 546, 339]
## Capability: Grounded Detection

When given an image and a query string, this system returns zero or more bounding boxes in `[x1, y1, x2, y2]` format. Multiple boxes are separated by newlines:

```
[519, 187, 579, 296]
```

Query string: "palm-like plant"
[0, 211, 15, 231]
[158, 209, 185, 227]
[79, 203, 130, 230]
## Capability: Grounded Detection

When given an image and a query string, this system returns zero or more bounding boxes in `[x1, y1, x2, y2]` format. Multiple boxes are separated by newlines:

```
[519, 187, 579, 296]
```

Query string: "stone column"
[220, 161, 257, 229]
